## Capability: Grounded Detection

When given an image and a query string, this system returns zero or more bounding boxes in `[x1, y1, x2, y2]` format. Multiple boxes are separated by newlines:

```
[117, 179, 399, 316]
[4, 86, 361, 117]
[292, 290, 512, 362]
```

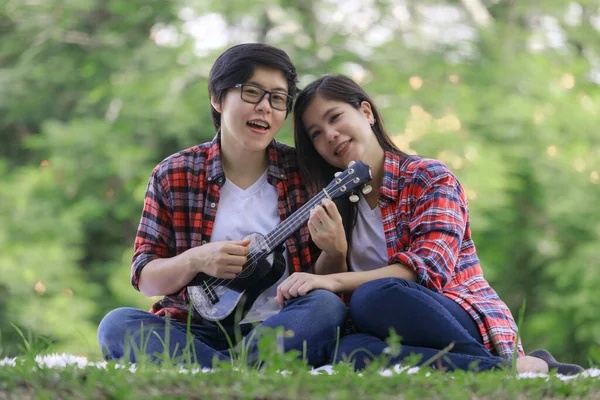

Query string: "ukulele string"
[201, 190, 328, 291]
[201, 175, 359, 291]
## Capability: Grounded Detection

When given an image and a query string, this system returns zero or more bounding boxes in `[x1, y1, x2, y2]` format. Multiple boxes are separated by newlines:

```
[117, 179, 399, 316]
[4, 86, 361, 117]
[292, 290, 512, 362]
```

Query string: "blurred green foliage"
[1, 0, 598, 365]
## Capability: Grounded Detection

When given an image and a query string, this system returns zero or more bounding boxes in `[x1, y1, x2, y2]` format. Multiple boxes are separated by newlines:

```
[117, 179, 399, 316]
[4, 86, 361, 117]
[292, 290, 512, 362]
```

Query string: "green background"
[1, 0, 599, 366]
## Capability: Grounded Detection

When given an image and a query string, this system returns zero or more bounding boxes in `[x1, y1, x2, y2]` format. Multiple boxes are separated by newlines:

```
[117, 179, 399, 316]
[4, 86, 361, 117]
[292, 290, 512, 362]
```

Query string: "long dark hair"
[293, 74, 407, 267]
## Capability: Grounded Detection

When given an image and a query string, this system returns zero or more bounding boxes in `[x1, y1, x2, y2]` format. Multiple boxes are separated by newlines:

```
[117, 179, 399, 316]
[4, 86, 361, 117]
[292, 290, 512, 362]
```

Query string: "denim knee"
[349, 278, 413, 331]
[303, 289, 347, 321]
[98, 307, 148, 349]
[305, 289, 345, 306]
[284, 289, 347, 335]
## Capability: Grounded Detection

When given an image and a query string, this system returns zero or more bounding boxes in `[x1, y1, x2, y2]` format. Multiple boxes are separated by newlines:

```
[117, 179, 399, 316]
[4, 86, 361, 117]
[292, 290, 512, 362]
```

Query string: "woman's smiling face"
[302, 95, 377, 169]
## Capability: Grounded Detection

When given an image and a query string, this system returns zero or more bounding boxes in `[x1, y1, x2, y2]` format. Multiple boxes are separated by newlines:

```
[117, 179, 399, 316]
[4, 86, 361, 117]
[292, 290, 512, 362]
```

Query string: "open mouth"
[334, 140, 350, 156]
[247, 120, 270, 132]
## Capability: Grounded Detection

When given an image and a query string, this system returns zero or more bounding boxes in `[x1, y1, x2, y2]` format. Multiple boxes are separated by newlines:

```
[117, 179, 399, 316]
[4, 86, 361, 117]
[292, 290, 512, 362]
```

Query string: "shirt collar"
[206, 132, 286, 187]
[379, 151, 411, 204]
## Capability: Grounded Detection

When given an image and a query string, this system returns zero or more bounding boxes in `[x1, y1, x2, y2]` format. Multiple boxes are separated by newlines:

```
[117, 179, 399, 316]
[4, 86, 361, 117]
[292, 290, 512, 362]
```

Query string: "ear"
[359, 101, 374, 124]
[210, 94, 223, 113]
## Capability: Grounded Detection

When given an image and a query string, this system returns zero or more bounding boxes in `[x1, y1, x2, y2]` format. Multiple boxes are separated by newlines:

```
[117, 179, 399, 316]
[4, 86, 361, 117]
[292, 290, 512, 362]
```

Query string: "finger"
[234, 238, 252, 246]
[217, 271, 238, 280]
[275, 287, 285, 308]
[212, 267, 241, 280]
[320, 198, 334, 216]
[288, 279, 306, 297]
[314, 207, 335, 228]
[277, 279, 293, 299]
[278, 274, 299, 289]
[280, 283, 296, 300]
[277, 287, 290, 302]
[279, 283, 293, 299]
[222, 255, 247, 265]
[297, 281, 313, 296]
[309, 207, 325, 225]
[225, 265, 244, 274]
[227, 242, 250, 256]
[322, 199, 343, 223]
[308, 220, 319, 236]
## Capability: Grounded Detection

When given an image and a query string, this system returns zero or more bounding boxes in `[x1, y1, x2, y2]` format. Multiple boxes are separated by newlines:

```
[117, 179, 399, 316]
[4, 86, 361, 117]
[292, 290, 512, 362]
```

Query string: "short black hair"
[208, 43, 298, 130]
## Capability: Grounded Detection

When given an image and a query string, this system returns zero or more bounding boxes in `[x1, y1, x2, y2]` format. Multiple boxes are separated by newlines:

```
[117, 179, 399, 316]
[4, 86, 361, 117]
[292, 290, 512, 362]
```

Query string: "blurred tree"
[0, 0, 598, 365]
[0, 0, 212, 357]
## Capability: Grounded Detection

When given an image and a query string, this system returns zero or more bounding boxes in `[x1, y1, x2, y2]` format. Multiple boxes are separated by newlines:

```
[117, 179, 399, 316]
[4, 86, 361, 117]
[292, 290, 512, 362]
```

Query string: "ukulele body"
[187, 232, 286, 322]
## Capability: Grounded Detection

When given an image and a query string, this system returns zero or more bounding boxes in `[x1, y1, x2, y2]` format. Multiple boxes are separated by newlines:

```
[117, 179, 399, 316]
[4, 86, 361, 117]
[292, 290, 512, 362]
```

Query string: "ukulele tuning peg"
[349, 194, 360, 203]
[348, 161, 356, 167]
[361, 185, 372, 195]
[334, 171, 342, 177]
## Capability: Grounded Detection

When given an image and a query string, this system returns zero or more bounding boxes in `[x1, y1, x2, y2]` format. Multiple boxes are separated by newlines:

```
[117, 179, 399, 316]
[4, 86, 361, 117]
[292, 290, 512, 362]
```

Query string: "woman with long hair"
[275, 74, 582, 375]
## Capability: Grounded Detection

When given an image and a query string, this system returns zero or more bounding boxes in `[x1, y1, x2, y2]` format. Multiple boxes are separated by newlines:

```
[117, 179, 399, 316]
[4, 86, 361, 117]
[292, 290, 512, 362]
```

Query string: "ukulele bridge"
[202, 281, 219, 304]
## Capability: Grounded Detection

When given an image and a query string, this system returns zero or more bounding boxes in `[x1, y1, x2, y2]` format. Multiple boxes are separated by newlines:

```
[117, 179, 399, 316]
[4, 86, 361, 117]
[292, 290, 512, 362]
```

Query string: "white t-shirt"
[348, 195, 388, 272]
[210, 170, 289, 324]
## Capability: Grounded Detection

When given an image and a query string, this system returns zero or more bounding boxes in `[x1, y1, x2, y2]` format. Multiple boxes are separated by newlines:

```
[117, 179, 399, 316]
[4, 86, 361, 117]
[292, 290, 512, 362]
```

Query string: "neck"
[221, 133, 269, 189]
[221, 145, 269, 190]
[363, 146, 386, 208]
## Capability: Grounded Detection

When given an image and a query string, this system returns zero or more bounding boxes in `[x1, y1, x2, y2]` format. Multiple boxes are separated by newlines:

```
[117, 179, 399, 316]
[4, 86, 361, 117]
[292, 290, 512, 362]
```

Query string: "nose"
[324, 126, 339, 143]
[255, 94, 273, 113]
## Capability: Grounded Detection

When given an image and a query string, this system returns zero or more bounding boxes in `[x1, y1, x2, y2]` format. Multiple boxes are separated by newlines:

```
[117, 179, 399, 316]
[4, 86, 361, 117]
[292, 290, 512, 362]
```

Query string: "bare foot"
[516, 355, 549, 373]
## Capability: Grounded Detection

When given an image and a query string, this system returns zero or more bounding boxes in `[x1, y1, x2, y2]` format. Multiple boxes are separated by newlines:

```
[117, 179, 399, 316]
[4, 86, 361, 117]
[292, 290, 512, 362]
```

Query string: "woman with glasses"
[275, 74, 583, 375]
[97, 44, 347, 367]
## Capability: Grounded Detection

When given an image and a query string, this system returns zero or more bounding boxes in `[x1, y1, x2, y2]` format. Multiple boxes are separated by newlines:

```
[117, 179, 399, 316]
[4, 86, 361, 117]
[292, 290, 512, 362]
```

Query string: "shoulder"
[152, 143, 210, 178]
[398, 155, 456, 187]
[274, 141, 297, 161]
[272, 141, 300, 172]
[274, 140, 295, 153]
[271, 141, 307, 198]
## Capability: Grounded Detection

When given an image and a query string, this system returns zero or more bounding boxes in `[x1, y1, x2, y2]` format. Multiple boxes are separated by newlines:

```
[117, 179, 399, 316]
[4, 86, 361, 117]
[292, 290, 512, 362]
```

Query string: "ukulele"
[187, 160, 372, 322]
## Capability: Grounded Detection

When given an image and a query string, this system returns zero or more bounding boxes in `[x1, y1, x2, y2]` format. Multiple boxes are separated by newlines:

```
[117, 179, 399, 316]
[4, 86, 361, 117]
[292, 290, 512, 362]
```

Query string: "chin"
[343, 154, 362, 168]
[330, 160, 345, 169]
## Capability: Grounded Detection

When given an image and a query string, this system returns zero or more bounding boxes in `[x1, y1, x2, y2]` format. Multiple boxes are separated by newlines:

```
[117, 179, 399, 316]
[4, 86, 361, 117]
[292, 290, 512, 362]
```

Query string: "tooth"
[336, 142, 347, 155]
[250, 121, 267, 128]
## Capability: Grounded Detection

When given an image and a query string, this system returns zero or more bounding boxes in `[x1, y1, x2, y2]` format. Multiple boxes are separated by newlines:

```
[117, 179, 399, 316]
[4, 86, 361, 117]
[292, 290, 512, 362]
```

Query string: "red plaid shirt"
[131, 134, 316, 324]
[381, 152, 524, 358]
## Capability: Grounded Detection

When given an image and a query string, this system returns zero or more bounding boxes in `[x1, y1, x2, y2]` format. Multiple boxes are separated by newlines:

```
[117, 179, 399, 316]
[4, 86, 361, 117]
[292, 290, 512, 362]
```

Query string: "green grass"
[1, 329, 599, 400]
[1, 318, 599, 399]
[1, 356, 599, 400]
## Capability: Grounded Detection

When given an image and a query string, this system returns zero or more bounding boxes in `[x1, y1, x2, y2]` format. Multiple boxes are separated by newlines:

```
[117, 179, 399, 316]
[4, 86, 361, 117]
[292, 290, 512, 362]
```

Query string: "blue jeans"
[98, 289, 346, 367]
[332, 278, 511, 371]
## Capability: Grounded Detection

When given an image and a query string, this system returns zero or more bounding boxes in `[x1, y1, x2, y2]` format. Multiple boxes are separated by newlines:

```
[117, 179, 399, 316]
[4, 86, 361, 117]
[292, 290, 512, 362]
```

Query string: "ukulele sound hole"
[237, 234, 269, 279]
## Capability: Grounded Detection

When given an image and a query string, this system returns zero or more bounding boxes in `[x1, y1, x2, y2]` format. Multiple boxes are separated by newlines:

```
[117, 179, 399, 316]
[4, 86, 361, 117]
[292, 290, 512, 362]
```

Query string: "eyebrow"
[306, 107, 339, 132]
[246, 81, 288, 93]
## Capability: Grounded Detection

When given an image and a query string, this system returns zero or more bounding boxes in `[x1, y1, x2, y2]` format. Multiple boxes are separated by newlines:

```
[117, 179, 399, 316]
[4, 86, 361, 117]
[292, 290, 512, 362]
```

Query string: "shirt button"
[210, 202, 216, 208]
[207, 177, 212, 181]
[201, 240, 207, 245]
[280, 173, 285, 178]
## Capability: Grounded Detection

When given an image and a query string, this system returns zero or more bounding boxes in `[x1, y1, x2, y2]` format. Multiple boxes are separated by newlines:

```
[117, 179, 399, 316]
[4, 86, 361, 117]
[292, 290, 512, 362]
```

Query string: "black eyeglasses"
[233, 84, 293, 111]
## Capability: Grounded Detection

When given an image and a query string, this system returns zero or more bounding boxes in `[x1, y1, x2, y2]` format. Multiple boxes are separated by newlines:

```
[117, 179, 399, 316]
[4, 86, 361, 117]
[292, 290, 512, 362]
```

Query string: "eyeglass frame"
[232, 84, 294, 111]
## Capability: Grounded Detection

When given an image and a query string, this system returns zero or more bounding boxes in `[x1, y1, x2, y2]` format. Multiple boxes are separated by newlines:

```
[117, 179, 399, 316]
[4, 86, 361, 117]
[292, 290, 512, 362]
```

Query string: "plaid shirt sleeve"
[390, 161, 467, 292]
[130, 164, 175, 291]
